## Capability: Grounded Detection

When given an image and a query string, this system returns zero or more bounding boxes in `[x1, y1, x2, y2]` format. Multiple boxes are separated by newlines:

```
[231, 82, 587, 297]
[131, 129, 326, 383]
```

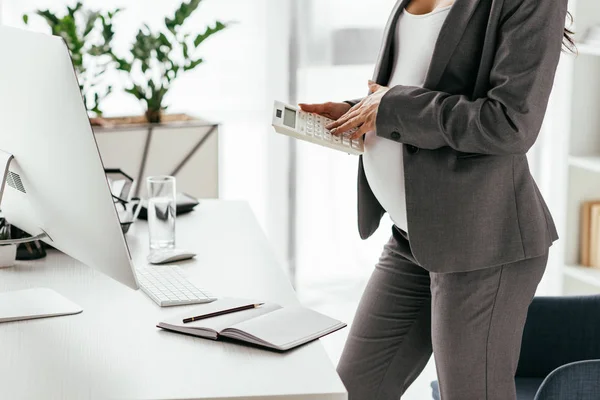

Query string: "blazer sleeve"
[375, 0, 568, 155]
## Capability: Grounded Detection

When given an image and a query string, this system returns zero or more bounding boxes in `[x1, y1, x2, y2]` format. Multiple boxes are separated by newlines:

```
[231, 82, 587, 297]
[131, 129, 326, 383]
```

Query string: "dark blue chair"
[431, 296, 600, 399]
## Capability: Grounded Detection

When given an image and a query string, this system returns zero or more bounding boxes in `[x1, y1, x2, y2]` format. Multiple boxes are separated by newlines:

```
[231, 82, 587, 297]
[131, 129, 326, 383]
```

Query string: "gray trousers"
[337, 227, 548, 400]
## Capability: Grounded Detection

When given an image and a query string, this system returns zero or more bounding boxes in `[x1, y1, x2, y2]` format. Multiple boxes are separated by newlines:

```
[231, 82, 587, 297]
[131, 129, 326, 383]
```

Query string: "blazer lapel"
[423, 0, 482, 89]
[373, 0, 411, 83]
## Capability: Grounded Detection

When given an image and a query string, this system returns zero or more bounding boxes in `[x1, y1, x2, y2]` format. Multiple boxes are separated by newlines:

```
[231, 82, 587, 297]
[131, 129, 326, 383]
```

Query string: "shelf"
[564, 264, 600, 288]
[577, 42, 600, 56]
[568, 156, 600, 173]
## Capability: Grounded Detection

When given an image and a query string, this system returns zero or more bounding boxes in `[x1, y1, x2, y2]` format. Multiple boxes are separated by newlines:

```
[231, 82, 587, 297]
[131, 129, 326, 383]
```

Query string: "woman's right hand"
[298, 102, 352, 121]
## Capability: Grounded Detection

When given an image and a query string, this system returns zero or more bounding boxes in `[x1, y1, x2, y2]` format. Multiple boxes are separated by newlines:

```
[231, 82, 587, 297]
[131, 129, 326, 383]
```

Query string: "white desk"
[0, 201, 348, 400]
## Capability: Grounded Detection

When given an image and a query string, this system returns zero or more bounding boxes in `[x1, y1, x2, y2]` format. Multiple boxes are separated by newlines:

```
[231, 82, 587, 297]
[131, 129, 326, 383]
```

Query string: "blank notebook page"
[227, 306, 345, 349]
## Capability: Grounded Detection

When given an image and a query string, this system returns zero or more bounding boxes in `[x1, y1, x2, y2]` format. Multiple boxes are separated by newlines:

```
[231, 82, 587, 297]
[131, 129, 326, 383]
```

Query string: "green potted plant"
[23, 2, 121, 121]
[109, 0, 228, 124]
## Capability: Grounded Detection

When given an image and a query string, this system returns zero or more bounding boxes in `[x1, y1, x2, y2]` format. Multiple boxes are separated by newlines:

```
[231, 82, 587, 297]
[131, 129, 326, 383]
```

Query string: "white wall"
[299, 0, 395, 66]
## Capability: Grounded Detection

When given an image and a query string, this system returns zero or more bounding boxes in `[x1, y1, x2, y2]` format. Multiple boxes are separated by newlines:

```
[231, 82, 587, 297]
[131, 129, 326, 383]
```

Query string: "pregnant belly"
[363, 131, 408, 229]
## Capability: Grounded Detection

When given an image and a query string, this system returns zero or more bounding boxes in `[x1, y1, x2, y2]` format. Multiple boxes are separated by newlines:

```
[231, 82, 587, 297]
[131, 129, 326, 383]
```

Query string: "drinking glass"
[146, 176, 176, 250]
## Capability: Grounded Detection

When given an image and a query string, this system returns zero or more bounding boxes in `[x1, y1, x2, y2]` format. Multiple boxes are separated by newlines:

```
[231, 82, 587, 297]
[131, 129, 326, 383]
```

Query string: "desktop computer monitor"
[0, 26, 138, 290]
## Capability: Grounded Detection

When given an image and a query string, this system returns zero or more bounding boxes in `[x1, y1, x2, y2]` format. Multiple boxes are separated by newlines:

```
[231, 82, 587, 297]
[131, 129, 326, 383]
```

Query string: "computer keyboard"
[136, 265, 216, 307]
[272, 101, 364, 155]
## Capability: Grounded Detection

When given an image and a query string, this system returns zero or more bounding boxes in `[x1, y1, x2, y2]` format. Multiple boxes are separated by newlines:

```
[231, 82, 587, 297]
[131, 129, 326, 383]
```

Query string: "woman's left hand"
[326, 81, 390, 140]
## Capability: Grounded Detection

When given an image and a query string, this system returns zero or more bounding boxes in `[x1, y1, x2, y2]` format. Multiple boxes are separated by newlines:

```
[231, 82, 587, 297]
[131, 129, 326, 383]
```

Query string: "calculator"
[272, 101, 364, 155]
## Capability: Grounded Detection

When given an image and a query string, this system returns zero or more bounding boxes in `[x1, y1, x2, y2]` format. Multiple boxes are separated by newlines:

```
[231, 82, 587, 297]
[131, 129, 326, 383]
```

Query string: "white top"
[0, 201, 346, 400]
[363, 6, 451, 232]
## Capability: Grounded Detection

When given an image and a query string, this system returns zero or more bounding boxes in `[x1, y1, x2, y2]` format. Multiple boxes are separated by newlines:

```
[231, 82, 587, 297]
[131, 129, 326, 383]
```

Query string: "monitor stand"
[0, 150, 83, 323]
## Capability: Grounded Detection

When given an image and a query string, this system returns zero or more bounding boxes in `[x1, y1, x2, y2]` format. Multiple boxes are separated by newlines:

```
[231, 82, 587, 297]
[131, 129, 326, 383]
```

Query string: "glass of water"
[146, 176, 176, 250]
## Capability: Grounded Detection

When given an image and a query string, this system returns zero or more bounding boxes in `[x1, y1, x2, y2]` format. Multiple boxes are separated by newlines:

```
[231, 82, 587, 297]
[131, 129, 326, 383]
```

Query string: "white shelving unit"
[577, 42, 600, 56]
[561, 0, 600, 295]
[564, 264, 600, 287]
[568, 155, 600, 173]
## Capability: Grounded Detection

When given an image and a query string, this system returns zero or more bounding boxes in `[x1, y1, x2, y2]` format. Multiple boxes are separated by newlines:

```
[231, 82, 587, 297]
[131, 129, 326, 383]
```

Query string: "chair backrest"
[517, 296, 600, 378]
[534, 360, 600, 400]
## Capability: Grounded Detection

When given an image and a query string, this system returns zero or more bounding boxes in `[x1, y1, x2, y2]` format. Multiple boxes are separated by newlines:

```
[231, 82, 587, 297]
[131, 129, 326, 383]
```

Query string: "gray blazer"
[351, 0, 566, 273]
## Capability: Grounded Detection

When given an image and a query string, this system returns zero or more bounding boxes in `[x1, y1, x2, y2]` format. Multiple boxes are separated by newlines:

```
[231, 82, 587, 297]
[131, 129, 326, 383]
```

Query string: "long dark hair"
[563, 12, 575, 52]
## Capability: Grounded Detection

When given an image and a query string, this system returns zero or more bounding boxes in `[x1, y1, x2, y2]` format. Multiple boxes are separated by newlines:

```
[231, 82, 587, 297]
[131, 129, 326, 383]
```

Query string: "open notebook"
[157, 298, 346, 351]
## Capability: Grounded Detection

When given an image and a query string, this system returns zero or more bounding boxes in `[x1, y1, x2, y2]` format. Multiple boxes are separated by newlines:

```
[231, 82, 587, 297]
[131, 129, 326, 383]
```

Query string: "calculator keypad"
[273, 102, 363, 155]
[297, 111, 363, 152]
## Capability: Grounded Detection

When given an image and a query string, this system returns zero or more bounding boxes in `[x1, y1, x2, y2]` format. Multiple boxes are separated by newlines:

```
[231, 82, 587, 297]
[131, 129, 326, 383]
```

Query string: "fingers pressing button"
[390, 131, 401, 141]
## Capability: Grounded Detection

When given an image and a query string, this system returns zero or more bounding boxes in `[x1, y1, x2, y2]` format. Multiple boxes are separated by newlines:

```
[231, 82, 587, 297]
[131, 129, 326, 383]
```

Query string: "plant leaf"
[165, 0, 202, 34]
[98, 9, 120, 48]
[131, 28, 158, 71]
[35, 10, 60, 30]
[83, 11, 100, 37]
[193, 21, 227, 48]
[27, 3, 121, 116]
[111, 53, 132, 73]
[158, 32, 172, 50]
[66, 2, 83, 18]
[125, 84, 147, 101]
[166, 65, 180, 83]
[184, 58, 204, 72]
[107, 8, 123, 19]
[88, 44, 104, 56]
[182, 40, 189, 59]
[155, 32, 173, 63]
[57, 16, 84, 64]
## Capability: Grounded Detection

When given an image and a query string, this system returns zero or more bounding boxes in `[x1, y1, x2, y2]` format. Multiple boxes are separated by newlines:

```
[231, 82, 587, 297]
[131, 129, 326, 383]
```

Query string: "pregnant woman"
[299, 0, 571, 398]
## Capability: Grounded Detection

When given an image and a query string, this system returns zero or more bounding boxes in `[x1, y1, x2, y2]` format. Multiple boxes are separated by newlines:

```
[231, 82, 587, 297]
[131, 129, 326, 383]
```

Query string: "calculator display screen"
[283, 108, 296, 128]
